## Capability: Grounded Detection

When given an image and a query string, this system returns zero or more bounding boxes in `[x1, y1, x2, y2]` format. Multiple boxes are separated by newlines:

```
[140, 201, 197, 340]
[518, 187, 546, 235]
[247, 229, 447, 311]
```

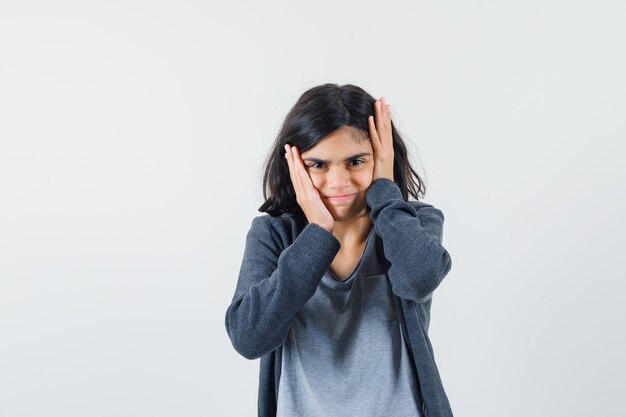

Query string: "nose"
[327, 166, 351, 191]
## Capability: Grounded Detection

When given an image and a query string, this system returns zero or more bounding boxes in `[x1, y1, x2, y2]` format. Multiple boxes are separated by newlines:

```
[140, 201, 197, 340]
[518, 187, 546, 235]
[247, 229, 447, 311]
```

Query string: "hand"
[284, 143, 335, 233]
[368, 97, 395, 181]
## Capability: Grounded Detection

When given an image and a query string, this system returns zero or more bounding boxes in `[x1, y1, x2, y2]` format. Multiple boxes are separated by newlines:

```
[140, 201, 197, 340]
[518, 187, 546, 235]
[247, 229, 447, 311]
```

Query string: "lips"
[324, 193, 357, 203]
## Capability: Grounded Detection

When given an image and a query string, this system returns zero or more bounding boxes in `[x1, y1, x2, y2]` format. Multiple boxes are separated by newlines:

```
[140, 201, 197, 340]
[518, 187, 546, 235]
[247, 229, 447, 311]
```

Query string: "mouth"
[324, 193, 357, 202]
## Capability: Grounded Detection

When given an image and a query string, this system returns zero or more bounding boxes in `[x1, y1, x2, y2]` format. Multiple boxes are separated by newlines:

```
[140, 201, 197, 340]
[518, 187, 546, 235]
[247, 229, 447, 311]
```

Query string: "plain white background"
[1, 1, 624, 416]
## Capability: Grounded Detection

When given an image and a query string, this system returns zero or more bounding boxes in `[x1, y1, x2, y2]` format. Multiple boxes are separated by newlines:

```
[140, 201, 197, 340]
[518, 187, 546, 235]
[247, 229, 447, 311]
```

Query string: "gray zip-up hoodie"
[225, 177, 454, 417]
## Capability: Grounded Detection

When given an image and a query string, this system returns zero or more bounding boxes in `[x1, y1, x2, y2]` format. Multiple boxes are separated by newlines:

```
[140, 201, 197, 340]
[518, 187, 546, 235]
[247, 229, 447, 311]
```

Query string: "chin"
[331, 205, 366, 220]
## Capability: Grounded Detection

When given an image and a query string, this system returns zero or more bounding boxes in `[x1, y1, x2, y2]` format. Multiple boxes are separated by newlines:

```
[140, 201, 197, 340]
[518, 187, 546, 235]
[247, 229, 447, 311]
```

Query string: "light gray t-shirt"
[276, 226, 423, 417]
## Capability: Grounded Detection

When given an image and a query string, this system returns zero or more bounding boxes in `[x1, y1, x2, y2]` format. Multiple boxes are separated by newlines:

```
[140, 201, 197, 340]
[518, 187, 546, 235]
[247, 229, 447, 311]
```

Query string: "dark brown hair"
[259, 83, 425, 219]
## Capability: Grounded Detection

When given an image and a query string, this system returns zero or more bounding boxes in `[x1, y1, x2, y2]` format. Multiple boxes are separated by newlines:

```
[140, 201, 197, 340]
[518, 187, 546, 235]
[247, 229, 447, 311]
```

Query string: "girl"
[225, 83, 453, 417]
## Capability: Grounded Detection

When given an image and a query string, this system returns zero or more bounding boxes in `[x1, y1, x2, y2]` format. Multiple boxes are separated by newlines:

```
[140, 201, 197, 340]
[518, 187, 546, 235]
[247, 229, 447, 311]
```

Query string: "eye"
[307, 160, 365, 169]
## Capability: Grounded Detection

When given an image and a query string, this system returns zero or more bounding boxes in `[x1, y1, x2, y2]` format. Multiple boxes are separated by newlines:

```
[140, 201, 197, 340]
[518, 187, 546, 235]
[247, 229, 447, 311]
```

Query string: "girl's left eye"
[350, 159, 364, 166]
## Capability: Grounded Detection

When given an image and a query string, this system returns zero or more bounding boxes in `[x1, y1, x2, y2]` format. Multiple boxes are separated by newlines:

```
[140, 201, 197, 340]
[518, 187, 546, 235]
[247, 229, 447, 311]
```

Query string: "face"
[300, 126, 374, 221]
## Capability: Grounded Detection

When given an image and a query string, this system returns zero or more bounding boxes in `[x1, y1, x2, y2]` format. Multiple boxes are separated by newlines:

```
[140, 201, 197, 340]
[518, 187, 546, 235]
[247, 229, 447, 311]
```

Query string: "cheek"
[306, 171, 323, 188]
[357, 170, 374, 187]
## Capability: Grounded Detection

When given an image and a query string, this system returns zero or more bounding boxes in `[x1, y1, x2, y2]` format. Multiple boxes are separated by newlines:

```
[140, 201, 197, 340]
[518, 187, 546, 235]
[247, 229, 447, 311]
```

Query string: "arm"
[365, 178, 452, 303]
[225, 216, 340, 359]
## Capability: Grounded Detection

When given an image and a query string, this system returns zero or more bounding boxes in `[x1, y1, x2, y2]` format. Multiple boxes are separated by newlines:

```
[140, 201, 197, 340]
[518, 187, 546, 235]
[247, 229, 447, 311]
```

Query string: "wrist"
[312, 222, 334, 234]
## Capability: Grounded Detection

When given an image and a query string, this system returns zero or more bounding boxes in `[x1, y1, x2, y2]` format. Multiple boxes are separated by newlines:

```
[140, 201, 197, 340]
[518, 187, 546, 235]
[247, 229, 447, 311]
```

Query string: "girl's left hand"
[368, 97, 395, 182]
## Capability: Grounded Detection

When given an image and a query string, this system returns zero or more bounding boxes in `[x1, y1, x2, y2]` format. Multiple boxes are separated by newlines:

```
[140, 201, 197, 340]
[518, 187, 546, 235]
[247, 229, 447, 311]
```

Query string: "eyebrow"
[302, 152, 371, 164]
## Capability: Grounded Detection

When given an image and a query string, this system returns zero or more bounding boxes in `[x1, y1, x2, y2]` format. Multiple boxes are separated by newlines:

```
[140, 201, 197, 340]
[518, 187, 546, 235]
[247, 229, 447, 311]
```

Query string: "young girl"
[225, 83, 454, 417]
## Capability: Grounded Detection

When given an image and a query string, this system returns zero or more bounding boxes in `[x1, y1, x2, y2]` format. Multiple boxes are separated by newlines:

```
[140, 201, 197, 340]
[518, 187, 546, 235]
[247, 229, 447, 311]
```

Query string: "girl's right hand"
[284, 144, 335, 234]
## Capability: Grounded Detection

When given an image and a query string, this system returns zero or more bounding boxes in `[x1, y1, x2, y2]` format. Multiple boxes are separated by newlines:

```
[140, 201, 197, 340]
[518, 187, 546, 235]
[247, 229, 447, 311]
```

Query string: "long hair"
[259, 83, 426, 219]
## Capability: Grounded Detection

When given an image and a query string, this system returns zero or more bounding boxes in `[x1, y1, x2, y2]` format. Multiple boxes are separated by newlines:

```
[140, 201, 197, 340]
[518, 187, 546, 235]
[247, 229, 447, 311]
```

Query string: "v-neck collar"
[325, 226, 375, 283]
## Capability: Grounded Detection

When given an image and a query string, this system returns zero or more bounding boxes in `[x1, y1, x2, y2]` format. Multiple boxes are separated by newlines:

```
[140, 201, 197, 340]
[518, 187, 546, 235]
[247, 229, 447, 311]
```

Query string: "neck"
[332, 208, 373, 247]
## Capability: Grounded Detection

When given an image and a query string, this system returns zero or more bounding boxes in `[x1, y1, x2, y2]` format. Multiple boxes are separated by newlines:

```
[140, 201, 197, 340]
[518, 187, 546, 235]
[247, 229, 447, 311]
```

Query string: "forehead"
[302, 126, 371, 156]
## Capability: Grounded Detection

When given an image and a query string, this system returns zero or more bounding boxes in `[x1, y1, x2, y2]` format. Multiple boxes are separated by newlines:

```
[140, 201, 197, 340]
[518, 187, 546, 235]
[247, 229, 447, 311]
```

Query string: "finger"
[284, 144, 291, 171]
[375, 98, 385, 136]
[384, 100, 391, 124]
[285, 144, 300, 193]
[290, 146, 308, 200]
[380, 97, 391, 129]
[384, 106, 392, 137]
[379, 98, 392, 144]
[291, 145, 313, 195]
[368, 115, 381, 151]
[284, 144, 293, 168]
[387, 104, 393, 146]
[295, 147, 322, 203]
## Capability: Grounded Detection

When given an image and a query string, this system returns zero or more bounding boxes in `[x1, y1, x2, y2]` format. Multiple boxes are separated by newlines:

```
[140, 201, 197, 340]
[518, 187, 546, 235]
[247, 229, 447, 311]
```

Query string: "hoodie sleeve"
[225, 216, 341, 360]
[365, 178, 452, 303]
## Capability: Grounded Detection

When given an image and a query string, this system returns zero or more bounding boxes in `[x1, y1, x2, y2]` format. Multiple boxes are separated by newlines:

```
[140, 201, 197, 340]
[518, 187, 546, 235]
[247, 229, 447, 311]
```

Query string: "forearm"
[225, 221, 340, 359]
[366, 178, 452, 303]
